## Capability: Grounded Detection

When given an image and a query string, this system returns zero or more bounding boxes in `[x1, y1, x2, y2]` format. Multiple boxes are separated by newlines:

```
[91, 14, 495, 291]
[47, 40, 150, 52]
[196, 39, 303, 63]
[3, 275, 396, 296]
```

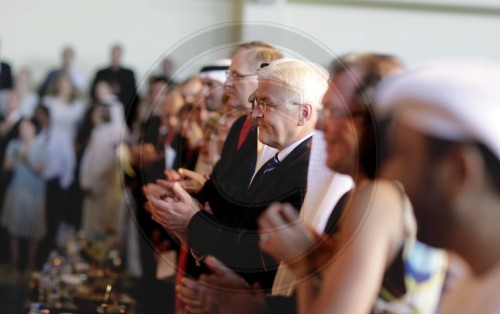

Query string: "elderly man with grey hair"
[148, 59, 329, 291]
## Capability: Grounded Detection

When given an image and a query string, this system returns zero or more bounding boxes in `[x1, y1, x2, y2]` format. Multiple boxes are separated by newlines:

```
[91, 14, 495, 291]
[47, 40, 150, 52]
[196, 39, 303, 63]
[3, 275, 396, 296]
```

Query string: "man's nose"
[251, 105, 263, 119]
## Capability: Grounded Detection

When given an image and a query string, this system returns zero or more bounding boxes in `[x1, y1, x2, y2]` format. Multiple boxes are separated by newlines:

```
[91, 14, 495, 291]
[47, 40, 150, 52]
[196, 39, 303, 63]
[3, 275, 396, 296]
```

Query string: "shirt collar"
[277, 132, 314, 162]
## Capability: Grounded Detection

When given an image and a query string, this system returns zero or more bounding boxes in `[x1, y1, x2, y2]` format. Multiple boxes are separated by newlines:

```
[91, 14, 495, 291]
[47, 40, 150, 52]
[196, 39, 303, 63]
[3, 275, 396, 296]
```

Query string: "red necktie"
[164, 131, 175, 146]
[237, 116, 253, 150]
[174, 244, 189, 314]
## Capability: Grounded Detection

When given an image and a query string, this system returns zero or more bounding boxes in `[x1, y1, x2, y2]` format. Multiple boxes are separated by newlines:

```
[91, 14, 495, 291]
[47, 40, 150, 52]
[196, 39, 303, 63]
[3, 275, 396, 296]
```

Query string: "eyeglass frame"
[251, 97, 301, 112]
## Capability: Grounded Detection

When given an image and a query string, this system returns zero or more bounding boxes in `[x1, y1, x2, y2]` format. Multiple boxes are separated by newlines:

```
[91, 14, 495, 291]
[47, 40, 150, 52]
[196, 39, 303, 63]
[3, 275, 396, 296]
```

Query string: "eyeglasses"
[252, 98, 277, 111]
[225, 70, 257, 81]
[252, 98, 300, 112]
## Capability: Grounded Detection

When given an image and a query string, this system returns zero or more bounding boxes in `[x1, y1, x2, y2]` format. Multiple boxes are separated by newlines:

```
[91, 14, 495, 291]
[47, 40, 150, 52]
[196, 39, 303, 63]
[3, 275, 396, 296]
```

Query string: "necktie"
[174, 244, 189, 314]
[164, 130, 175, 146]
[237, 116, 253, 150]
[263, 153, 280, 175]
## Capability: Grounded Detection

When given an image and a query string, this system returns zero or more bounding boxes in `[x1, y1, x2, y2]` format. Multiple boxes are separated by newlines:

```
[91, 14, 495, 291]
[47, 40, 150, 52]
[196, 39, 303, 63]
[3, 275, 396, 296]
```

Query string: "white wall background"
[282, 2, 500, 67]
[0, 0, 236, 91]
[1, 0, 500, 91]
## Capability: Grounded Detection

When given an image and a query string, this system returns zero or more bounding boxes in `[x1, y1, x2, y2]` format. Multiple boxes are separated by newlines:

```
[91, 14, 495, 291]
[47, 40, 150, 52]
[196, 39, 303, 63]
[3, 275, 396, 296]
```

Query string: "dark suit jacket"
[188, 137, 312, 290]
[0, 62, 13, 90]
[196, 115, 258, 207]
[90, 66, 138, 127]
[138, 116, 192, 184]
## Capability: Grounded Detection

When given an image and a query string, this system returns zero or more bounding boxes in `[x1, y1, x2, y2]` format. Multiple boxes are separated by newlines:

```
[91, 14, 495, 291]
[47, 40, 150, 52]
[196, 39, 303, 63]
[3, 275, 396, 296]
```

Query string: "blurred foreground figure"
[378, 58, 500, 313]
[255, 53, 449, 314]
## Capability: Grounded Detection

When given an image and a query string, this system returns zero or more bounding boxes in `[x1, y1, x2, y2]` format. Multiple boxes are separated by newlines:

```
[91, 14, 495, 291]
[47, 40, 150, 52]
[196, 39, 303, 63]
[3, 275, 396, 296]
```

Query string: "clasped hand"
[144, 178, 202, 243]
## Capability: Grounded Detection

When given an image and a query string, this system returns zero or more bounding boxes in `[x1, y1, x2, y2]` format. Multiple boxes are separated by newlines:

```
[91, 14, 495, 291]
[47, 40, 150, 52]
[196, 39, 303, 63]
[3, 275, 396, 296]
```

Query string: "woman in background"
[1, 119, 47, 277]
[80, 105, 125, 241]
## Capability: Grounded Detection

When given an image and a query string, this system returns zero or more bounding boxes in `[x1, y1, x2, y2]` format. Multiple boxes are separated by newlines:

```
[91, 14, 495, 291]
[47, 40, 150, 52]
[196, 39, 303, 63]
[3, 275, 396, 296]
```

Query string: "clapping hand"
[177, 256, 266, 314]
[147, 181, 201, 244]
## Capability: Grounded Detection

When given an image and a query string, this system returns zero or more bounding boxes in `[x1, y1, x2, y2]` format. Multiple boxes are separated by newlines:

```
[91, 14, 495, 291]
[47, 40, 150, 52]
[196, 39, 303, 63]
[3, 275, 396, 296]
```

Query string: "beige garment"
[271, 131, 353, 296]
[440, 262, 500, 314]
[80, 124, 125, 240]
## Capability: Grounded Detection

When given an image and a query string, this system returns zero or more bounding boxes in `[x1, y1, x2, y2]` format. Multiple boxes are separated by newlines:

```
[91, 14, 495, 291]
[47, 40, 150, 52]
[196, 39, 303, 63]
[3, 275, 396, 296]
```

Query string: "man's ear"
[298, 103, 313, 126]
[438, 145, 485, 201]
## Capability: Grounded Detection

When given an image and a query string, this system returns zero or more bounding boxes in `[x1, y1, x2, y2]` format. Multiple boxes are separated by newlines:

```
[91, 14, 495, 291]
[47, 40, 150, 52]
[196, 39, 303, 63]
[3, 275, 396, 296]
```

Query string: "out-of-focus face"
[57, 76, 73, 97]
[19, 119, 36, 141]
[217, 109, 242, 149]
[62, 48, 74, 68]
[111, 46, 122, 66]
[181, 78, 202, 104]
[95, 81, 112, 102]
[161, 92, 184, 131]
[252, 80, 302, 151]
[148, 81, 168, 106]
[16, 70, 30, 90]
[179, 111, 195, 137]
[163, 59, 173, 76]
[322, 69, 365, 176]
[225, 50, 258, 111]
[201, 77, 225, 111]
[382, 120, 451, 248]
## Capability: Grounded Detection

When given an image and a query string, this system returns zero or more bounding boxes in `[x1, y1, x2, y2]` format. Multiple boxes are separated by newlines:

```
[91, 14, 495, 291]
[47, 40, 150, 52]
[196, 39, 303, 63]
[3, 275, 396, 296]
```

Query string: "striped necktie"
[263, 153, 280, 175]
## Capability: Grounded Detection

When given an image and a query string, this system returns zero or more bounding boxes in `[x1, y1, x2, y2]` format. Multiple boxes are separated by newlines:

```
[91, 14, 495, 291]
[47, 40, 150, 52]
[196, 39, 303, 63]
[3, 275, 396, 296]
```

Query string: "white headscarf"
[375, 57, 500, 160]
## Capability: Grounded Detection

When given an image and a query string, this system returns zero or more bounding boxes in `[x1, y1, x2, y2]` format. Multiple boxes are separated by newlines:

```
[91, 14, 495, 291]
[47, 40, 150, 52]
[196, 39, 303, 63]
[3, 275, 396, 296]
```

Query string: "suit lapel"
[248, 137, 312, 192]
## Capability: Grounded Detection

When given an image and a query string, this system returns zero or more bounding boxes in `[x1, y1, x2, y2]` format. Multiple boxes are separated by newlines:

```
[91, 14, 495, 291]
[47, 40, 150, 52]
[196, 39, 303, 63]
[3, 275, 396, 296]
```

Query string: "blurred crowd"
[1, 39, 500, 314]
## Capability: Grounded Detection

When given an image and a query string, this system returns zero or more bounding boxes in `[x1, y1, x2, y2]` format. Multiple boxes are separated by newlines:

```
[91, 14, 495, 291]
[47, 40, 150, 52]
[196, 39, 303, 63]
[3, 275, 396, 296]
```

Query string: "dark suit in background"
[195, 115, 258, 206]
[90, 67, 138, 127]
[0, 62, 13, 90]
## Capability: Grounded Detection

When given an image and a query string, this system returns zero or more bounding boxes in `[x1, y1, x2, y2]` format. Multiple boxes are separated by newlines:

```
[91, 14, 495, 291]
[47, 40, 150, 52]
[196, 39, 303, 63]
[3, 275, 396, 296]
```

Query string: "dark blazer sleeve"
[265, 294, 297, 314]
[90, 69, 105, 102]
[0, 62, 13, 90]
[120, 68, 138, 127]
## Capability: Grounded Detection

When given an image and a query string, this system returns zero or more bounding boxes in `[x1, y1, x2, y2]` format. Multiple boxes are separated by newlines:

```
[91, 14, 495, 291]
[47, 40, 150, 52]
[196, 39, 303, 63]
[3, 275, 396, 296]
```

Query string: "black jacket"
[188, 136, 312, 290]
